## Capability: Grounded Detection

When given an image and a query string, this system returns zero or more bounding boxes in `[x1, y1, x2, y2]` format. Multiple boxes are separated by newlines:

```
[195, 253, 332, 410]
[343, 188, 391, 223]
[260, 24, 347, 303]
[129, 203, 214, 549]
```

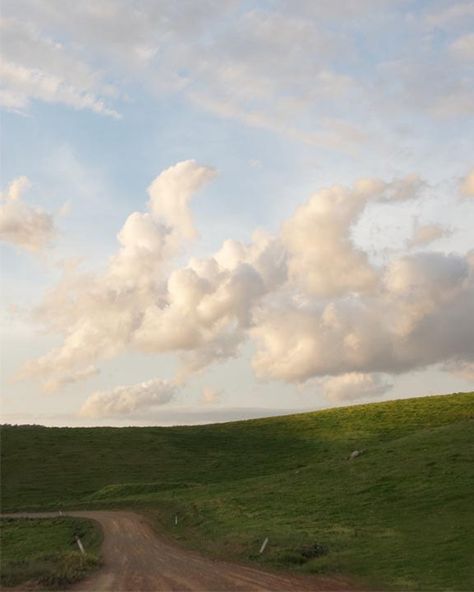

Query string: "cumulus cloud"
[282, 175, 423, 298]
[147, 160, 217, 247]
[322, 373, 392, 403]
[80, 378, 176, 418]
[0, 176, 56, 251]
[20, 160, 215, 391]
[19, 162, 474, 407]
[460, 168, 474, 197]
[251, 251, 474, 382]
[408, 224, 449, 248]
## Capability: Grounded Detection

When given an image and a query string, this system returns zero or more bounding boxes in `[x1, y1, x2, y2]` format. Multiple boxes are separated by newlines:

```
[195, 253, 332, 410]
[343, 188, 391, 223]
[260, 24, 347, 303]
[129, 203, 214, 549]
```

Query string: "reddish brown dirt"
[4, 511, 354, 591]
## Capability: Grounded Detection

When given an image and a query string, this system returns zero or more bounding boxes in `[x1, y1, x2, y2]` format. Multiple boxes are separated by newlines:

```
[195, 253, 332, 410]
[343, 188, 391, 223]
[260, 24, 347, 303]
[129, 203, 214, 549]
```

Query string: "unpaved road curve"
[4, 511, 353, 591]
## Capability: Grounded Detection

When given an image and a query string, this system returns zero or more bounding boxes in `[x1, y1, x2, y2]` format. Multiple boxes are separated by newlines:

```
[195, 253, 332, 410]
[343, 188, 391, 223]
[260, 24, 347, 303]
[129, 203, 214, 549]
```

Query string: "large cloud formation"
[19, 161, 474, 415]
[0, 176, 56, 251]
[20, 160, 216, 393]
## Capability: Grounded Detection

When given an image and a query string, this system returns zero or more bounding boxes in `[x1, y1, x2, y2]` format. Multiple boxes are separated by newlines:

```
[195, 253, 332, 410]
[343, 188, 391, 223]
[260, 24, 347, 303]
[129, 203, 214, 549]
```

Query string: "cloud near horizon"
[322, 373, 392, 403]
[17, 161, 474, 415]
[80, 378, 176, 418]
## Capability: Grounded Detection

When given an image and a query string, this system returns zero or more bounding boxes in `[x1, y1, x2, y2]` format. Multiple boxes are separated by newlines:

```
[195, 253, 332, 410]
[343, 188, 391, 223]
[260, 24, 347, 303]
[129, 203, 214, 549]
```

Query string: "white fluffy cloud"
[80, 378, 176, 418]
[20, 160, 215, 391]
[252, 251, 474, 382]
[0, 176, 56, 251]
[281, 174, 425, 298]
[19, 162, 474, 411]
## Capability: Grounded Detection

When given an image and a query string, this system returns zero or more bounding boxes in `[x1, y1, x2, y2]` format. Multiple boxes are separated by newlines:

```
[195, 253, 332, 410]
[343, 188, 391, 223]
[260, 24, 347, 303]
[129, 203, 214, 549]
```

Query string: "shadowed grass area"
[0, 517, 102, 588]
[2, 392, 473, 590]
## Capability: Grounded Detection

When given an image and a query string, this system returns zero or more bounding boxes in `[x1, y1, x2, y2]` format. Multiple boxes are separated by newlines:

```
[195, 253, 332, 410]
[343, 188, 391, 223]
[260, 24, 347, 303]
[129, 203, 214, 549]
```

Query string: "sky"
[1, 0, 473, 427]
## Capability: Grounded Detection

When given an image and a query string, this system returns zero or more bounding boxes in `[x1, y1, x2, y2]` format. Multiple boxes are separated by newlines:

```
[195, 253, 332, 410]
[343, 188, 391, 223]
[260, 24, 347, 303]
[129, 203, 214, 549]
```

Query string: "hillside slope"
[2, 392, 474, 590]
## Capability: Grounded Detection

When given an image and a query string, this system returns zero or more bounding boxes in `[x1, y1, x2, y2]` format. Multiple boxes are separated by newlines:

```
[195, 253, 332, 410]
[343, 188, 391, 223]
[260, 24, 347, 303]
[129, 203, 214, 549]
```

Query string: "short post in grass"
[174, 514, 178, 526]
[259, 537, 269, 554]
[76, 536, 86, 555]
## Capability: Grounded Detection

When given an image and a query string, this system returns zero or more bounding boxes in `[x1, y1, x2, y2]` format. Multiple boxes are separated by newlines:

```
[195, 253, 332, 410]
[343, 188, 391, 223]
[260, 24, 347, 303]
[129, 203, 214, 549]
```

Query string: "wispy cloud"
[3, 1, 472, 148]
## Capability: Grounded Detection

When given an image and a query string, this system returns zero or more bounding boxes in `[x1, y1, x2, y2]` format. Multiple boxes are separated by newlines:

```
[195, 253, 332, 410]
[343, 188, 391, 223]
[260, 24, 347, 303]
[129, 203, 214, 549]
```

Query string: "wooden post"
[259, 537, 269, 554]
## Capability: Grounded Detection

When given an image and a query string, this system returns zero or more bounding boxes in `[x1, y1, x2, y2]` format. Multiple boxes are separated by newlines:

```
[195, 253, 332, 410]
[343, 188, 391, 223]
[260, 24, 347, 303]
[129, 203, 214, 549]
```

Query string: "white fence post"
[259, 537, 269, 554]
[76, 536, 85, 555]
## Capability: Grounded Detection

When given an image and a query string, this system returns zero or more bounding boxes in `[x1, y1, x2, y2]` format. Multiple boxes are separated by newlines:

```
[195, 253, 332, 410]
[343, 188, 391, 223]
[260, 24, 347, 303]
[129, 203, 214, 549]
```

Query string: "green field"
[0, 517, 101, 588]
[2, 392, 474, 590]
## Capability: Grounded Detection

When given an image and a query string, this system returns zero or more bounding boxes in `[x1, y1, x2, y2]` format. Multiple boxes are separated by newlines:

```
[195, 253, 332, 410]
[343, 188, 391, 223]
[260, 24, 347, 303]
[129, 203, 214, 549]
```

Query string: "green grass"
[2, 392, 474, 590]
[0, 517, 102, 588]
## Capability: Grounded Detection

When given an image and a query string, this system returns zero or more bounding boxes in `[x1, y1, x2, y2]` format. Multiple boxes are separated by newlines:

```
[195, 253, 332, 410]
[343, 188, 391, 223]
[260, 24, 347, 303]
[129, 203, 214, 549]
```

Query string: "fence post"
[76, 536, 85, 555]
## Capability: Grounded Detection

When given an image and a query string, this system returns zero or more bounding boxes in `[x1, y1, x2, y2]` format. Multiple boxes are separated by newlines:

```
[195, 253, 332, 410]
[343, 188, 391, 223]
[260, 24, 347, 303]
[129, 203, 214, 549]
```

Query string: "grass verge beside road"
[0, 517, 101, 589]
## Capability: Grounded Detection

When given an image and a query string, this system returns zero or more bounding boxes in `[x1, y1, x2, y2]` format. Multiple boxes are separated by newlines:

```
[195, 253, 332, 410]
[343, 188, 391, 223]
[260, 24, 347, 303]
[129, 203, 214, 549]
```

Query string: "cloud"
[147, 160, 217, 247]
[20, 161, 216, 391]
[322, 373, 392, 403]
[378, 56, 474, 119]
[282, 175, 423, 298]
[5, 1, 470, 149]
[450, 33, 474, 61]
[408, 224, 449, 247]
[251, 251, 474, 382]
[443, 360, 474, 382]
[0, 176, 56, 251]
[80, 378, 176, 418]
[0, 18, 120, 117]
[201, 386, 221, 405]
[42, 366, 99, 395]
[19, 163, 474, 404]
[460, 168, 474, 197]
[425, 3, 474, 30]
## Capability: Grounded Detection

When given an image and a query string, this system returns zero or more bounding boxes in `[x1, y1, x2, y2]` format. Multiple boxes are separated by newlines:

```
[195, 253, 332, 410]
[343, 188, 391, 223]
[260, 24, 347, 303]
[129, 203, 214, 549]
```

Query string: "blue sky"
[1, 0, 473, 425]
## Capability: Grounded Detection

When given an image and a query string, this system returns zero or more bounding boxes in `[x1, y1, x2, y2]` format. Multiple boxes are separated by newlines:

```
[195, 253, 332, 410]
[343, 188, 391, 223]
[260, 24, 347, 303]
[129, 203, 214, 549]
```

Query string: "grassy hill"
[2, 392, 474, 590]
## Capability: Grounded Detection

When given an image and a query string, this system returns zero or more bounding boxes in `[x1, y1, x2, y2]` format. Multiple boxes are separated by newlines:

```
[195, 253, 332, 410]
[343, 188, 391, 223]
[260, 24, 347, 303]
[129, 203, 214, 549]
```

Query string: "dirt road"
[5, 511, 352, 591]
